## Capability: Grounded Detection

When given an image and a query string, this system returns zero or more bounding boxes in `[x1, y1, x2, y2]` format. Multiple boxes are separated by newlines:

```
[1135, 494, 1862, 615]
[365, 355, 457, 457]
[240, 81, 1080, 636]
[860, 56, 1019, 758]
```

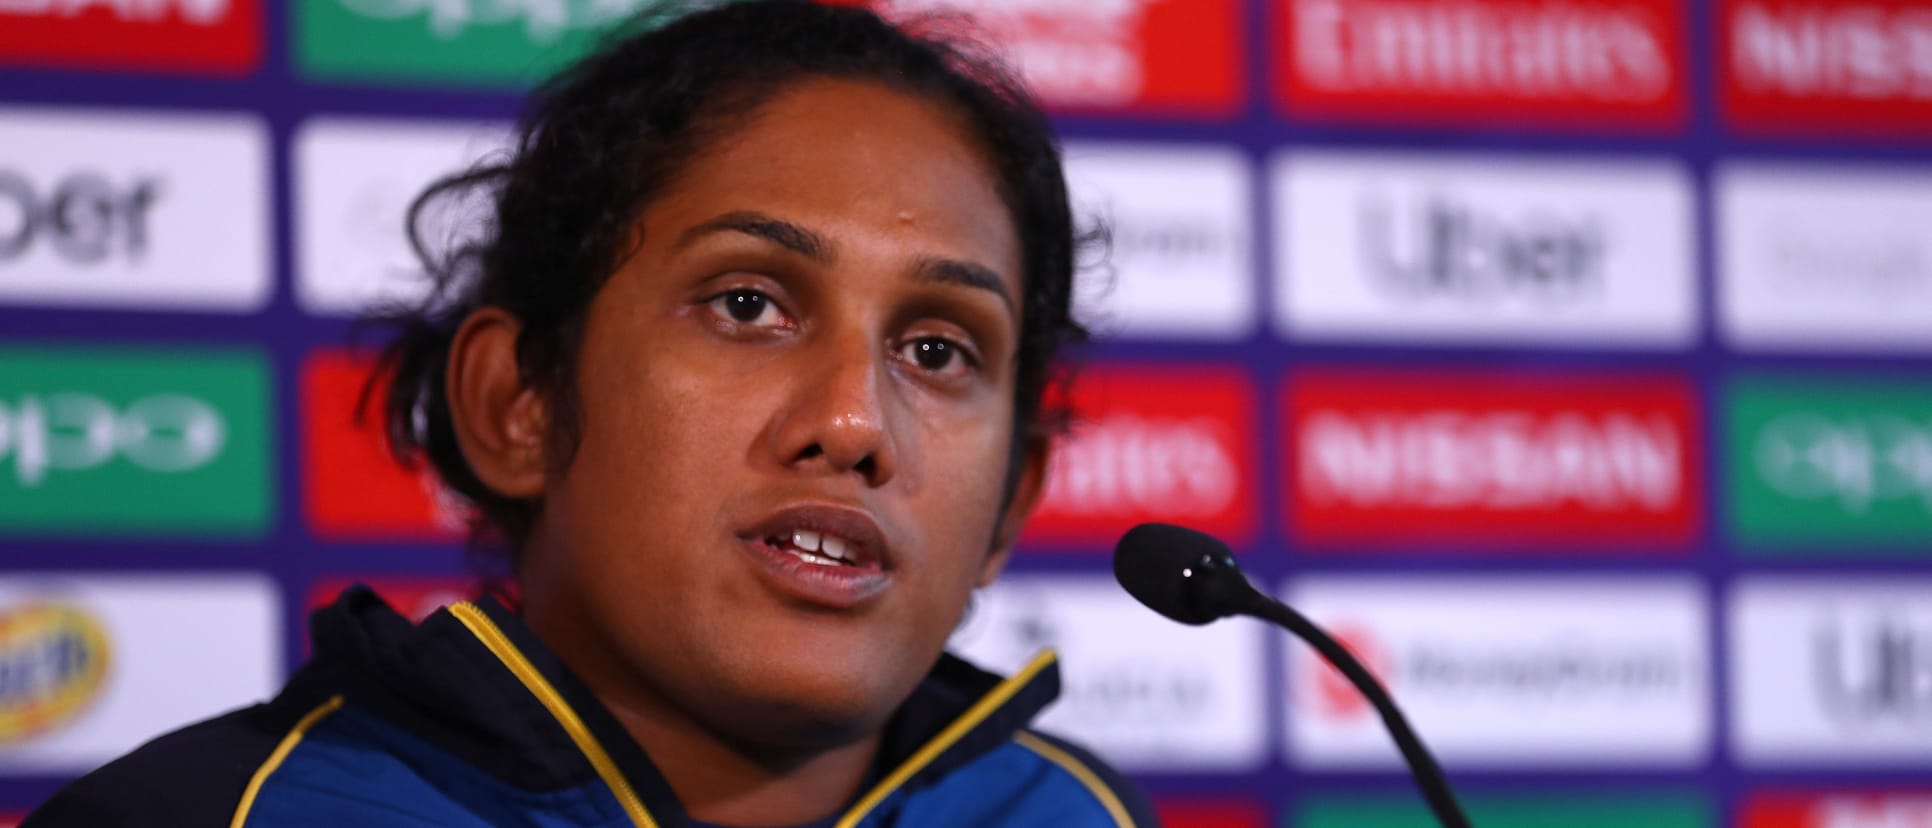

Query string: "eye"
[900, 336, 977, 378]
[706, 288, 788, 328]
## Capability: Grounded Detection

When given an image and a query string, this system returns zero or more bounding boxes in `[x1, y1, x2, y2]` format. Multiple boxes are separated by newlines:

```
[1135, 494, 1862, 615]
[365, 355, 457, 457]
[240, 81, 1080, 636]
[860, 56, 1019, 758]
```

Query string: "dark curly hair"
[367, 0, 1091, 554]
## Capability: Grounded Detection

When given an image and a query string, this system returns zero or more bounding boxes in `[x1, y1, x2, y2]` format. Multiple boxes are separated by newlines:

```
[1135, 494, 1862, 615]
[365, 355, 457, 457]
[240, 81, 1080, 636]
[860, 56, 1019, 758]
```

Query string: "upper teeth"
[789, 529, 854, 565]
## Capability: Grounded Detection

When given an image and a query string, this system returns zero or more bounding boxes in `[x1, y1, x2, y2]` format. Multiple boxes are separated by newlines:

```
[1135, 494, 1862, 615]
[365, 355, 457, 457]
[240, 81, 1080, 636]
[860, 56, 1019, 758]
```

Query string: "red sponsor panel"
[1719, 0, 1932, 137]
[0, 0, 260, 75]
[1156, 799, 1267, 828]
[307, 577, 479, 624]
[1273, 0, 1689, 130]
[302, 349, 469, 542]
[1022, 365, 1258, 549]
[847, 0, 1243, 116]
[1283, 370, 1700, 550]
[1741, 792, 1932, 828]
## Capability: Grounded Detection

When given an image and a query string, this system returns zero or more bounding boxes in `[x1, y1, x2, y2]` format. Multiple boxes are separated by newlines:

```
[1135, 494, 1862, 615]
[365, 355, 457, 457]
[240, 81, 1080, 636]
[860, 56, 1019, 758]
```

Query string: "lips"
[737, 503, 893, 609]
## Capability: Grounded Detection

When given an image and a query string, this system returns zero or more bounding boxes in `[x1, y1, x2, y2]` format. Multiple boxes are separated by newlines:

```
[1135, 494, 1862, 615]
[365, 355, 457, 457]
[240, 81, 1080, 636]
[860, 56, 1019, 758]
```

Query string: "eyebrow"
[676, 211, 830, 261]
[916, 256, 1016, 315]
[677, 210, 1016, 313]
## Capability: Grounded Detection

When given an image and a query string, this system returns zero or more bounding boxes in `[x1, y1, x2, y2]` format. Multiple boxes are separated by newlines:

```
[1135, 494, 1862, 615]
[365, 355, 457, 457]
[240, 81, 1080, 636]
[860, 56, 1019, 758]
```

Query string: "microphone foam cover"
[1113, 522, 1233, 625]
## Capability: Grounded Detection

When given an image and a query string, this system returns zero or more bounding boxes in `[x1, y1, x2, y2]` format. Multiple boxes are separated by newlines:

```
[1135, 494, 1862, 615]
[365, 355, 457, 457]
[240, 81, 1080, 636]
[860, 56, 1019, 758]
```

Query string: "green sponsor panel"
[1293, 791, 1711, 828]
[1726, 378, 1932, 551]
[295, 0, 709, 87]
[0, 346, 272, 536]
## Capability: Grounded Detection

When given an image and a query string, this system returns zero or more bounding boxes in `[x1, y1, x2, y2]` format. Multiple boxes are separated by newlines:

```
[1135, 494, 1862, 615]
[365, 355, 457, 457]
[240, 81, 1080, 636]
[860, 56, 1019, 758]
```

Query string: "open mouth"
[765, 529, 864, 568]
[738, 504, 893, 608]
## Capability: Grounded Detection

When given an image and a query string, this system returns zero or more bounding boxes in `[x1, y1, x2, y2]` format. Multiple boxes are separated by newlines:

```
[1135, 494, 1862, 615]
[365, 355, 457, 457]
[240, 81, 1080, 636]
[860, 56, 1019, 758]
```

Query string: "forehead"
[639, 77, 1023, 283]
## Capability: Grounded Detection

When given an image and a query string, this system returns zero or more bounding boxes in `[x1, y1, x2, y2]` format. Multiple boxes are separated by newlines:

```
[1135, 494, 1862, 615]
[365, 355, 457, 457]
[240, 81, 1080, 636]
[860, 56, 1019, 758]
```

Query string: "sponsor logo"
[1274, 152, 1696, 347]
[303, 350, 470, 541]
[295, 0, 686, 85]
[1309, 623, 1387, 718]
[1742, 792, 1932, 828]
[333, 0, 642, 39]
[949, 575, 1267, 771]
[1062, 143, 1254, 339]
[1021, 365, 1256, 549]
[1275, 0, 1687, 129]
[294, 117, 512, 315]
[0, 171, 160, 265]
[1359, 194, 1605, 304]
[1285, 577, 1710, 768]
[0, 604, 108, 743]
[0, 108, 270, 312]
[1721, 0, 1932, 136]
[0, 348, 271, 535]
[1717, 165, 1932, 351]
[0, 393, 224, 487]
[1284, 370, 1699, 549]
[0, 576, 279, 774]
[1154, 800, 1265, 828]
[1297, 791, 1711, 828]
[1732, 579, 1932, 764]
[1726, 379, 1932, 549]
[858, 0, 1241, 114]
[1815, 614, 1932, 728]
[0, 0, 260, 74]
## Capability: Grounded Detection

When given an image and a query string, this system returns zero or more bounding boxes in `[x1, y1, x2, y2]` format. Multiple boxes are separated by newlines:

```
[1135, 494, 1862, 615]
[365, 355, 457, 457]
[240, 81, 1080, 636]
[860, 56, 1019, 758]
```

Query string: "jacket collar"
[310, 585, 1061, 828]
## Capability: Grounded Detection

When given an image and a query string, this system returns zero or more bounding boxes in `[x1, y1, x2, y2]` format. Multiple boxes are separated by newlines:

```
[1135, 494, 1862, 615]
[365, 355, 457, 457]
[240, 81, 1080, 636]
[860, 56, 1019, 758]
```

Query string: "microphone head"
[1113, 522, 1253, 626]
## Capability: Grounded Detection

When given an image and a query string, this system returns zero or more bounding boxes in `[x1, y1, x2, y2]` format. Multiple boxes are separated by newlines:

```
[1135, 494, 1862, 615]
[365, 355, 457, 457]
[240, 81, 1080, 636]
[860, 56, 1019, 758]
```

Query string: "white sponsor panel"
[1283, 576, 1710, 768]
[1273, 151, 1696, 347]
[295, 117, 513, 315]
[1718, 164, 1932, 352]
[949, 574, 1267, 771]
[1062, 143, 1254, 339]
[0, 574, 280, 774]
[0, 108, 270, 312]
[1730, 578, 1932, 765]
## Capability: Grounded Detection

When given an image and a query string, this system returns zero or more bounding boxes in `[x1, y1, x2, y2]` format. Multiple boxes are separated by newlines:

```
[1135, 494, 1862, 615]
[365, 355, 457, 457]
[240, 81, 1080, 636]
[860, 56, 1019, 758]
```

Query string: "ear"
[446, 306, 549, 500]
[977, 433, 1052, 587]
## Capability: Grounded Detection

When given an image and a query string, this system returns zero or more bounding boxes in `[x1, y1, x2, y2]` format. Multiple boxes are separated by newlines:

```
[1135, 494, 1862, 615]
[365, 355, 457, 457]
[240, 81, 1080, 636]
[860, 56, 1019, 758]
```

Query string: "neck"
[520, 587, 882, 828]
[605, 695, 881, 827]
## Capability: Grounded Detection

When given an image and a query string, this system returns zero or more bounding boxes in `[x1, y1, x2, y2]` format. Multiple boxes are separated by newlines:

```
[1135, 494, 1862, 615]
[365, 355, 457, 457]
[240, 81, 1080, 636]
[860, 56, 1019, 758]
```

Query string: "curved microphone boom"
[1113, 523, 1473, 828]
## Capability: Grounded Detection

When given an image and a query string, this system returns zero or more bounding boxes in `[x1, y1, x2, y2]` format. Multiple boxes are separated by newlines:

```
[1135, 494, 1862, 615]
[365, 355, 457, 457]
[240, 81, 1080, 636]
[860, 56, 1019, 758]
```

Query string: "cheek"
[550, 331, 752, 583]
[906, 417, 1013, 585]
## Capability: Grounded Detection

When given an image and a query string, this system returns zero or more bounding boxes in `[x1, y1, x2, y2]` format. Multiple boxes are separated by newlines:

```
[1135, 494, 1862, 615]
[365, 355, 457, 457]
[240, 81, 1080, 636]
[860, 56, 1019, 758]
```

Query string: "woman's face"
[518, 77, 1038, 747]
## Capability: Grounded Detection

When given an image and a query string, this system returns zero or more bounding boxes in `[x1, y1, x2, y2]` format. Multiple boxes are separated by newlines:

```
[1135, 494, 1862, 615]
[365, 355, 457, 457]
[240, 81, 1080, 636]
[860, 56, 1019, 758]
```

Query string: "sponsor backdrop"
[2, 0, 1929, 825]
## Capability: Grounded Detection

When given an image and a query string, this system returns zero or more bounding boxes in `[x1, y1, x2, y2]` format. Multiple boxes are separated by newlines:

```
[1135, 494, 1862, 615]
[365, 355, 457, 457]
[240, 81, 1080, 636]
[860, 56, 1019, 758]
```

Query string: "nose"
[766, 330, 899, 487]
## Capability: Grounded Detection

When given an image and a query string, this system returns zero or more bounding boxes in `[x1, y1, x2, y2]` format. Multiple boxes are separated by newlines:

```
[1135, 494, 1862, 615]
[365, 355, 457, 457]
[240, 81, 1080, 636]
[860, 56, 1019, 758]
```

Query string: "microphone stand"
[1234, 591, 1473, 828]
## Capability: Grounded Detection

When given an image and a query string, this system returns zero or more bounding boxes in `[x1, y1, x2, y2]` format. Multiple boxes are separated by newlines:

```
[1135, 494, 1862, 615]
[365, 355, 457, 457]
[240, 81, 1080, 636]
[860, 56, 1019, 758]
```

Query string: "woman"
[26, 2, 1153, 826]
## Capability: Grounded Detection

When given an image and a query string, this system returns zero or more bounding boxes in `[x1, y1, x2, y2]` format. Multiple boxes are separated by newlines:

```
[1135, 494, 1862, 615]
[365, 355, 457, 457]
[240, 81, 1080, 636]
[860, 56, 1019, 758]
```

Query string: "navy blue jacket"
[25, 586, 1157, 827]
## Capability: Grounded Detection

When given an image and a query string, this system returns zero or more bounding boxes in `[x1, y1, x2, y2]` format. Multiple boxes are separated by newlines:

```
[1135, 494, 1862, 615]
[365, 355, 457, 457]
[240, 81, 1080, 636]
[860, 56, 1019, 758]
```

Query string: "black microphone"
[1113, 523, 1473, 828]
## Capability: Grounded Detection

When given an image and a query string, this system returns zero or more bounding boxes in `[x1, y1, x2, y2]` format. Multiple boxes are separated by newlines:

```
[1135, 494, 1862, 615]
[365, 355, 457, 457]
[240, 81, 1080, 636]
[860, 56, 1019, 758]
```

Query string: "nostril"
[855, 456, 876, 477]
[799, 444, 824, 459]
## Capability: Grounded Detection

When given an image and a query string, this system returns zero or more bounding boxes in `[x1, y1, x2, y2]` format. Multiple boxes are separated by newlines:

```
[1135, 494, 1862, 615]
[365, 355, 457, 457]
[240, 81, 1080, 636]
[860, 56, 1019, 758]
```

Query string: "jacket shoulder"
[1011, 730, 1160, 827]
[892, 729, 1160, 827]
[24, 672, 337, 828]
